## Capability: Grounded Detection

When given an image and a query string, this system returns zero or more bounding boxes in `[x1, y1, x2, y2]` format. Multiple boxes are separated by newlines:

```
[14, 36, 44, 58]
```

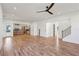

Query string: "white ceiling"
[1, 3, 79, 22]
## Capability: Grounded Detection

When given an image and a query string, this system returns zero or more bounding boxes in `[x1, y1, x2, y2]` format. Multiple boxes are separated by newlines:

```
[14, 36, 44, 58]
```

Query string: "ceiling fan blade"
[37, 3, 54, 15]
[37, 10, 46, 13]
[47, 11, 53, 14]
[46, 3, 55, 11]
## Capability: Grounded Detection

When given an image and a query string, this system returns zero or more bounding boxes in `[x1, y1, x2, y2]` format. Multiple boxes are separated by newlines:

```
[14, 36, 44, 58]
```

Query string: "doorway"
[13, 23, 30, 36]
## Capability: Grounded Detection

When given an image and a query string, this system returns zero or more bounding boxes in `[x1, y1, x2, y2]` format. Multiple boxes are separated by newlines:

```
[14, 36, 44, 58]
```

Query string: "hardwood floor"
[0, 34, 79, 56]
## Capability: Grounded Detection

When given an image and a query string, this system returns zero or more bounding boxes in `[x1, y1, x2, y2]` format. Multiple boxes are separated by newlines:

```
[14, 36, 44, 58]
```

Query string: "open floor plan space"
[0, 3, 79, 56]
[0, 35, 79, 56]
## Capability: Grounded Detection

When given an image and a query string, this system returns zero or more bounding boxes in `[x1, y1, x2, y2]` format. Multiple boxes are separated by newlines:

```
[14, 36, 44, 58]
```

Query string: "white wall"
[30, 22, 47, 37]
[3, 20, 13, 37]
[37, 22, 46, 37]
[46, 23, 52, 37]
[13, 20, 30, 25]
[46, 22, 57, 37]
[61, 12, 79, 44]
[0, 4, 3, 49]
[30, 22, 53, 37]
[30, 22, 38, 36]
[63, 14, 79, 44]
[30, 21, 59, 37]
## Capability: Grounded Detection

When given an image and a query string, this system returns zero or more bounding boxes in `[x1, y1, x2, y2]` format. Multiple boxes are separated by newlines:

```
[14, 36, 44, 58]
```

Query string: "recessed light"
[14, 7, 16, 10]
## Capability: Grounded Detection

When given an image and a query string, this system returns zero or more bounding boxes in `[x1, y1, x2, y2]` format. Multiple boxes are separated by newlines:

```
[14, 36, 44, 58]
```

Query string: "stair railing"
[62, 26, 71, 38]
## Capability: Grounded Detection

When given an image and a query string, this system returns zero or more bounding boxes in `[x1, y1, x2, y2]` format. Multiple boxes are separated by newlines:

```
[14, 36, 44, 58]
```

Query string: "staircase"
[62, 26, 71, 38]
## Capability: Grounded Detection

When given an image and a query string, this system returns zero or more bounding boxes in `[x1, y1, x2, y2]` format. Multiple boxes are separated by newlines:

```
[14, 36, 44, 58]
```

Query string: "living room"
[0, 3, 79, 56]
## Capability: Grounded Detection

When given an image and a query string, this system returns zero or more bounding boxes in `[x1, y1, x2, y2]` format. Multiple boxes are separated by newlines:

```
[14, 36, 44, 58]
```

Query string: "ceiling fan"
[37, 3, 55, 15]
